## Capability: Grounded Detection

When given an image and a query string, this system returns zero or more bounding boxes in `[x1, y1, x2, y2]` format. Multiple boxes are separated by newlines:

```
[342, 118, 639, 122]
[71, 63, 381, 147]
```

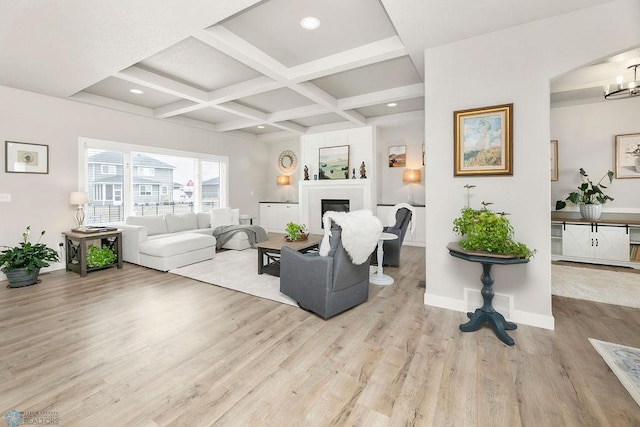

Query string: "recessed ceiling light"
[257, 125, 265, 129]
[387, 102, 398, 107]
[129, 89, 144, 94]
[300, 16, 320, 30]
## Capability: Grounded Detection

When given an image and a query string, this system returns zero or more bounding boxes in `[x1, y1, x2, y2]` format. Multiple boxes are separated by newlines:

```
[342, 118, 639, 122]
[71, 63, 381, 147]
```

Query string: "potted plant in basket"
[555, 168, 614, 220]
[284, 222, 309, 242]
[0, 226, 59, 287]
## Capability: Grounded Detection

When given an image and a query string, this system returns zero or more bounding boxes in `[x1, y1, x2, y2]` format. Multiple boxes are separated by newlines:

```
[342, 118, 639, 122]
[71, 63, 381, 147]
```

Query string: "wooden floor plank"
[0, 247, 638, 426]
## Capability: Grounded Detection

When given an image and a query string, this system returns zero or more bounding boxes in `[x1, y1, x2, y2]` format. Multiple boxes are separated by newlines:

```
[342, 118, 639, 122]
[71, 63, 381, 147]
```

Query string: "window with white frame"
[81, 139, 228, 224]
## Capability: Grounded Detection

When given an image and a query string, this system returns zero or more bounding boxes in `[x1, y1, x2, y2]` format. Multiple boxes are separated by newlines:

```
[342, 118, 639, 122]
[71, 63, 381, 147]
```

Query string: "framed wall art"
[5, 141, 49, 174]
[319, 145, 349, 179]
[453, 103, 513, 176]
[615, 133, 640, 179]
[550, 140, 558, 181]
[388, 145, 406, 167]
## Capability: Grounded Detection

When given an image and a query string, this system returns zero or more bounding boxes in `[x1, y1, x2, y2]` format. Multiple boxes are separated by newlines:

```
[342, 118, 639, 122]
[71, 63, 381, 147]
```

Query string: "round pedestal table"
[369, 232, 398, 285]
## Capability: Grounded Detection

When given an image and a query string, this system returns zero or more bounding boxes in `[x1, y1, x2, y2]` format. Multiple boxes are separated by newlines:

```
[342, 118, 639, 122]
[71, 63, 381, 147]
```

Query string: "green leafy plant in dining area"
[555, 168, 614, 210]
[284, 222, 309, 241]
[0, 226, 59, 273]
[453, 201, 536, 259]
[86, 245, 117, 268]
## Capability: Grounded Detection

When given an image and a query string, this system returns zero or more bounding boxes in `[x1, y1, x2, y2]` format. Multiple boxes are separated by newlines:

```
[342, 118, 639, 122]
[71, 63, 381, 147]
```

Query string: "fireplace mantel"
[299, 179, 375, 234]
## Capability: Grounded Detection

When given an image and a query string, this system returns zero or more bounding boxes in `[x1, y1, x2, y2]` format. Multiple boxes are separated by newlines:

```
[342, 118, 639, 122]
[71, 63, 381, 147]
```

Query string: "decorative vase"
[579, 203, 602, 220]
[3, 267, 40, 288]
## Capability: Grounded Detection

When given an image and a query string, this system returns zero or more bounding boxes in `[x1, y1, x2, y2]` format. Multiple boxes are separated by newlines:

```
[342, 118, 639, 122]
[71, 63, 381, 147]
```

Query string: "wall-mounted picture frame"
[453, 103, 513, 176]
[615, 133, 640, 179]
[550, 140, 558, 181]
[319, 145, 349, 179]
[388, 145, 406, 167]
[5, 141, 49, 174]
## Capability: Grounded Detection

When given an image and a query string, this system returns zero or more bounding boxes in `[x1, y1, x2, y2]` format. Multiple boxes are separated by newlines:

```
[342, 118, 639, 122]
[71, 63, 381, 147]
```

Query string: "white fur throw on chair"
[319, 210, 383, 265]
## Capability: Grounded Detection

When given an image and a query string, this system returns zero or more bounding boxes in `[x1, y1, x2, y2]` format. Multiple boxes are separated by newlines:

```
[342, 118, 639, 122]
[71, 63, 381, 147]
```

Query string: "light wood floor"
[1, 247, 639, 426]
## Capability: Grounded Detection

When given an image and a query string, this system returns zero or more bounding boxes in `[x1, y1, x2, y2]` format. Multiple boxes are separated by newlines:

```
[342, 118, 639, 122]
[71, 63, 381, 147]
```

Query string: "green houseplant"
[0, 226, 60, 287]
[284, 222, 309, 242]
[555, 168, 614, 220]
[86, 245, 117, 268]
[453, 197, 536, 259]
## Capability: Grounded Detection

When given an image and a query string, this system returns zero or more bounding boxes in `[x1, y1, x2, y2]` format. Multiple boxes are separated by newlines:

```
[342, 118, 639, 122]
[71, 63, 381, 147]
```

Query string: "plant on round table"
[0, 226, 59, 273]
[284, 222, 309, 241]
[453, 197, 536, 259]
[86, 245, 117, 268]
[555, 168, 614, 210]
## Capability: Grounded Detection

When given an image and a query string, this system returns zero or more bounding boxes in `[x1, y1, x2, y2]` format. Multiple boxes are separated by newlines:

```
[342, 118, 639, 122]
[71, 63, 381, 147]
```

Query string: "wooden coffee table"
[256, 233, 323, 276]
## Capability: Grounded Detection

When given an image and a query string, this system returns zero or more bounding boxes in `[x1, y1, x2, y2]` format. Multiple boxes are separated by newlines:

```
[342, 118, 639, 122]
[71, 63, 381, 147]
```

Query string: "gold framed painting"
[614, 133, 640, 179]
[453, 103, 513, 176]
[5, 141, 49, 174]
[550, 140, 558, 181]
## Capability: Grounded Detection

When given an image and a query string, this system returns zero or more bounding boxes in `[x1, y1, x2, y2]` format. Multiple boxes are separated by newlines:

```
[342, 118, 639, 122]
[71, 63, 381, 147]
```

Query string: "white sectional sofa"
[119, 209, 250, 271]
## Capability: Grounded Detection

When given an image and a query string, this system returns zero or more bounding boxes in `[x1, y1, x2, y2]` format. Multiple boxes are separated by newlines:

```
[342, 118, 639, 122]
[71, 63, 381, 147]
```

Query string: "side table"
[63, 229, 123, 277]
[369, 232, 398, 285]
[446, 241, 530, 346]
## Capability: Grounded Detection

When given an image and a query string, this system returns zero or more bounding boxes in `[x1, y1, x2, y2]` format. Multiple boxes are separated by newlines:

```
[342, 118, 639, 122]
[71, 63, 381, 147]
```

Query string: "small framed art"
[453, 103, 513, 176]
[319, 145, 349, 179]
[5, 141, 49, 174]
[615, 133, 640, 179]
[388, 145, 406, 167]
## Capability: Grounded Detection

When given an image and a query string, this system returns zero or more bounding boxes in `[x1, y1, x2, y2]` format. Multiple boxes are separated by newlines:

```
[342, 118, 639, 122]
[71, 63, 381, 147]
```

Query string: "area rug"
[589, 338, 640, 406]
[169, 249, 297, 307]
[551, 264, 640, 308]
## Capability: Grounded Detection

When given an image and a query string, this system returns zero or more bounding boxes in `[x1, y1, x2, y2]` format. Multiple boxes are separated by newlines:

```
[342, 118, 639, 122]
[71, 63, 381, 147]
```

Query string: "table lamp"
[402, 169, 421, 204]
[277, 175, 290, 202]
[69, 191, 89, 231]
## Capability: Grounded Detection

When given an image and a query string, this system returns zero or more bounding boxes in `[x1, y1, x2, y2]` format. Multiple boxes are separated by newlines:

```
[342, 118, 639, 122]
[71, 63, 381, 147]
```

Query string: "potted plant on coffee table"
[284, 222, 309, 242]
[0, 226, 59, 288]
[555, 168, 614, 220]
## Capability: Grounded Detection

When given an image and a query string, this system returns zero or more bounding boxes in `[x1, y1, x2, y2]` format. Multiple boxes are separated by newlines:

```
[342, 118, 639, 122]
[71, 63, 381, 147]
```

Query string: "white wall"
[423, 0, 640, 330]
[376, 122, 425, 206]
[551, 96, 640, 211]
[264, 137, 302, 203]
[0, 85, 269, 277]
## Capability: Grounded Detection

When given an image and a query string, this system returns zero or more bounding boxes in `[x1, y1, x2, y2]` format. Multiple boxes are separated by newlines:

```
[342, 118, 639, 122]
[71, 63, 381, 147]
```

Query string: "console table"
[447, 242, 530, 346]
[63, 229, 123, 277]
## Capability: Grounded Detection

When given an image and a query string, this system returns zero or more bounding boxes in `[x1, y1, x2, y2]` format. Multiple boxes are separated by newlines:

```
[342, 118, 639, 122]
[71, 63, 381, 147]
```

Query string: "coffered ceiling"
[0, 0, 629, 141]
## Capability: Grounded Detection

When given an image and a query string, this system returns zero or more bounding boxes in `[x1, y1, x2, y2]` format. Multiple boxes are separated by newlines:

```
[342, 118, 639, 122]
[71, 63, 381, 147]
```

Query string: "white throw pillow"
[196, 212, 211, 229]
[165, 212, 197, 233]
[210, 208, 233, 228]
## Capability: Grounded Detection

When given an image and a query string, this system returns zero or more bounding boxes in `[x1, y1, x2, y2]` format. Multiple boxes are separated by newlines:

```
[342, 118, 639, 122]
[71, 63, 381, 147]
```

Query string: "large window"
[81, 139, 228, 224]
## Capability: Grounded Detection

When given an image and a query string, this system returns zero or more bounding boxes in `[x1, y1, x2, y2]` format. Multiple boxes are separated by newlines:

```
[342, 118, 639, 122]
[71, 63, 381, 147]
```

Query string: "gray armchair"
[371, 207, 412, 267]
[280, 225, 373, 319]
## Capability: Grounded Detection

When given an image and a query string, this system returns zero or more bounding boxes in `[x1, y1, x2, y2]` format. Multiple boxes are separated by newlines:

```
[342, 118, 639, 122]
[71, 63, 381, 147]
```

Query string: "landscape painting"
[454, 104, 513, 176]
[319, 145, 349, 180]
[388, 145, 406, 167]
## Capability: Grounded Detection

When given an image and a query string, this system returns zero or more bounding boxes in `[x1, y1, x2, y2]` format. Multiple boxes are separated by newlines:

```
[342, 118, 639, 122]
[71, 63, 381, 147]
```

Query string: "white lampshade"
[402, 169, 421, 184]
[69, 191, 88, 205]
[276, 175, 290, 186]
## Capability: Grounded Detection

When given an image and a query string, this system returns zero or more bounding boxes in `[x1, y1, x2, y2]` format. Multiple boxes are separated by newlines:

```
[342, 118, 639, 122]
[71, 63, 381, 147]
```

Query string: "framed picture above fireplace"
[319, 145, 350, 180]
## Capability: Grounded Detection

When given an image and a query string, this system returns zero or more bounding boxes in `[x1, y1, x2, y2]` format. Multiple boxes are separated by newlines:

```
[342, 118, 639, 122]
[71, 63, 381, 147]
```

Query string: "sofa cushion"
[126, 215, 168, 236]
[210, 208, 240, 228]
[139, 234, 216, 257]
[196, 212, 210, 229]
[165, 212, 197, 233]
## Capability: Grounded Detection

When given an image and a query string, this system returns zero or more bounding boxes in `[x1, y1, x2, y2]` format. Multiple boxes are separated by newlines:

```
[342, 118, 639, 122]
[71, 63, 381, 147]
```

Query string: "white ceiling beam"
[288, 36, 407, 83]
[366, 109, 424, 126]
[268, 104, 329, 122]
[194, 26, 289, 82]
[270, 120, 306, 135]
[166, 115, 219, 132]
[207, 76, 283, 104]
[214, 101, 268, 122]
[116, 66, 208, 102]
[70, 92, 154, 116]
[154, 100, 206, 118]
[214, 118, 263, 132]
[294, 82, 366, 125]
[338, 83, 424, 110]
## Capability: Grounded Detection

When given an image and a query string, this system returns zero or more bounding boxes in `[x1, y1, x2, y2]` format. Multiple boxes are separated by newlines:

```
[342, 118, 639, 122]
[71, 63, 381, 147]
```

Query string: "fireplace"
[321, 199, 350, 228]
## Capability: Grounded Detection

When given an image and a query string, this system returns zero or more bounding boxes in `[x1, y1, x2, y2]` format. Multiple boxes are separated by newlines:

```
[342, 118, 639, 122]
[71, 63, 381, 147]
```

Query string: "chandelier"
[604, 64, 640, 100]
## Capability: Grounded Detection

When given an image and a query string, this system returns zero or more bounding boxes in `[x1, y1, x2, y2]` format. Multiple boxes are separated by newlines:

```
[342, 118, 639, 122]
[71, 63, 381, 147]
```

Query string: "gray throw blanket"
[212, 225, 268, 249]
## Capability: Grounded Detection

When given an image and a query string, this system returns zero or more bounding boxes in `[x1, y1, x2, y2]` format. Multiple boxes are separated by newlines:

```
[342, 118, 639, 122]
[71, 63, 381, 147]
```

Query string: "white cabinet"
[561, 223, 629, 263]
[259, 203, 299, 232]
[376, 205, 426, 247]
